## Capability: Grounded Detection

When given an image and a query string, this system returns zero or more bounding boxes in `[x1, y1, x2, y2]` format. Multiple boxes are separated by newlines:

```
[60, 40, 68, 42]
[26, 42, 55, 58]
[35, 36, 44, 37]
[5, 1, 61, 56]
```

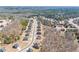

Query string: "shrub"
[20, 19, 28, 30]
[4, 37, 12, 44]
[15, 36, 20, 41]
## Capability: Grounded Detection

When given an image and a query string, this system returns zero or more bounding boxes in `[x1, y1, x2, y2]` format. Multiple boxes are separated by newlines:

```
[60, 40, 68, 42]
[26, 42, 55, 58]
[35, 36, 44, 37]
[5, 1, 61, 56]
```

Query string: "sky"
[0, 0, 79, 6]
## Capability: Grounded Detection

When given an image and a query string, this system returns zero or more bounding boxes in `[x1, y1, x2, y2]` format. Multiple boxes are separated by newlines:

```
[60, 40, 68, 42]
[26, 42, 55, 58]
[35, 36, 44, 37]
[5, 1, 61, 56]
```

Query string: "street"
[20, 17, 37, 52]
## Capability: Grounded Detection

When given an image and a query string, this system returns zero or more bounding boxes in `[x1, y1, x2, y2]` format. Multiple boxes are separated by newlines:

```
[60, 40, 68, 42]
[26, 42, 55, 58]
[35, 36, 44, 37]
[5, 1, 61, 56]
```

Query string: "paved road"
[20, 17, 37, 52]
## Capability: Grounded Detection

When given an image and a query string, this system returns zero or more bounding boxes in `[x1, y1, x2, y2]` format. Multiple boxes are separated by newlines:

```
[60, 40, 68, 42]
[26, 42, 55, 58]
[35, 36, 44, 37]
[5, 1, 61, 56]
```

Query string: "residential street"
[20, 17, 38, 52]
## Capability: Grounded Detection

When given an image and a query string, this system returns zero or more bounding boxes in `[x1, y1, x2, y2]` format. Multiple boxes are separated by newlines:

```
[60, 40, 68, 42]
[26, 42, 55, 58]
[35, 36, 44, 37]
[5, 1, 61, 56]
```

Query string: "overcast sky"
[0, 0, 79, 6]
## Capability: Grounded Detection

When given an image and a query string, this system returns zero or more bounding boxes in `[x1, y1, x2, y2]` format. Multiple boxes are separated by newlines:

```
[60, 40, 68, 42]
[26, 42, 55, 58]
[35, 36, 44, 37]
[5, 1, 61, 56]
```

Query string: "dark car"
[78, 40, 79, 43]
[32, 43, 39, 49]
[77, 36, 79, 39]
[36, 36, 41, 40]
[36, 32, 41, 35]
[25, 33, 29, 36]
[12, 43, 19, 49]
[0, 25, 4, 27]
[23, 36, 28, 41]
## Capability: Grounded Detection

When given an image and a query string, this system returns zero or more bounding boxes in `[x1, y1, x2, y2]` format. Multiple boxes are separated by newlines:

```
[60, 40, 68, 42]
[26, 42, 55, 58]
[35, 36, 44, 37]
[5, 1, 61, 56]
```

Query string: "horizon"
[0, 6, 79, 12]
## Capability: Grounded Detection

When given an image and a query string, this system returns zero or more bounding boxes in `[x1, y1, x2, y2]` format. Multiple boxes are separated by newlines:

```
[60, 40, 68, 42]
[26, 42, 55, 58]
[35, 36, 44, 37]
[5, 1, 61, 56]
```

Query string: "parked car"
[25, 33, 29, 36]
[12, 43, 19, 49]
[77, 36, 79, 39]
[23, 36, 28, 41]
[36, 32, 41, 35]
[32, 43, 39, 49]
[36, 36, 41, 40]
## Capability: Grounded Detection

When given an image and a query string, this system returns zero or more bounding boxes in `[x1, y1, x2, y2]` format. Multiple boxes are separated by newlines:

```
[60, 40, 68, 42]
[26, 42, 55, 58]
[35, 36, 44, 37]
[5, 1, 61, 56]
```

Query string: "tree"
[4, 37, 12, 44]
[20, 19, 28, 30]
[15, 36, 20, 41]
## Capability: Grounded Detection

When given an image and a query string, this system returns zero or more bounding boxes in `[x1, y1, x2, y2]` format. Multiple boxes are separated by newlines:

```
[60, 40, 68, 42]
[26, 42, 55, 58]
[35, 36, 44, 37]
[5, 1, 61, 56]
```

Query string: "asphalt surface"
[20, 18, 37, 52]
